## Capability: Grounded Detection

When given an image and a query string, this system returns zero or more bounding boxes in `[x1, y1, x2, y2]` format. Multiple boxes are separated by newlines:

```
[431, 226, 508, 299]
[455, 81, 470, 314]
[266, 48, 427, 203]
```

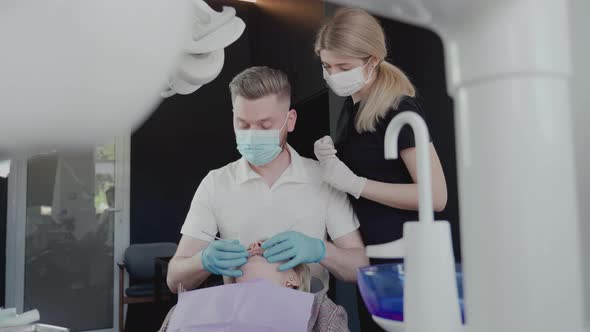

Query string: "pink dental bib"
[167, 279, 315, 332]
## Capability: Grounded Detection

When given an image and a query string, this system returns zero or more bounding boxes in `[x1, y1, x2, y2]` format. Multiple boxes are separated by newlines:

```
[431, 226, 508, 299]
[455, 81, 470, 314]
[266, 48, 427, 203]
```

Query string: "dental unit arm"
[0, 0, 245, 154]
[161, 0, 245, 98]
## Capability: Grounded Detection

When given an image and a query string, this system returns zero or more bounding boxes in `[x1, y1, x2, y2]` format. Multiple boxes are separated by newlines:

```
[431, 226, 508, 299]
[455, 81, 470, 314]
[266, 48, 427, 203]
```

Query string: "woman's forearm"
[360, 179, 447, 212]
[360, 144, 448, 212]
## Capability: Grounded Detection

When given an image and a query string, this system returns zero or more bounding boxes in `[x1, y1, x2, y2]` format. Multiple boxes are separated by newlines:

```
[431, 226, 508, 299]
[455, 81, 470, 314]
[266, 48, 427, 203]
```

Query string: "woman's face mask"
[323, 59, 376, 97]
[235, 112, 290, 167]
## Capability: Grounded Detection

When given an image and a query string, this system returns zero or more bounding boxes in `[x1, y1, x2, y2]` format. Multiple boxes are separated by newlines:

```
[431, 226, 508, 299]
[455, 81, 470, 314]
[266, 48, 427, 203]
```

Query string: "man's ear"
[288, 109, 297, 133]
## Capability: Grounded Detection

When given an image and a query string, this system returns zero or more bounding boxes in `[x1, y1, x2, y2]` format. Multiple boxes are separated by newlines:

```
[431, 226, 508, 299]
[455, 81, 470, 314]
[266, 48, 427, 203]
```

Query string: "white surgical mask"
[323, 60, 376, 97]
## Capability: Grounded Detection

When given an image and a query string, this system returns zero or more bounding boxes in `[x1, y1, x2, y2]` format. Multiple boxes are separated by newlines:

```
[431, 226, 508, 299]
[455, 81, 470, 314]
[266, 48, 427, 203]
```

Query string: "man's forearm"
[167, 252, 211, 293]
[321, 242, 369, 282]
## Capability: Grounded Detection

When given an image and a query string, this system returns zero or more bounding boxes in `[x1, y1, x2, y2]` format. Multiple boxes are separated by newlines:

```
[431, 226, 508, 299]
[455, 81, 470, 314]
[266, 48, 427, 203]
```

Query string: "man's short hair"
[229, 66, 291, 103]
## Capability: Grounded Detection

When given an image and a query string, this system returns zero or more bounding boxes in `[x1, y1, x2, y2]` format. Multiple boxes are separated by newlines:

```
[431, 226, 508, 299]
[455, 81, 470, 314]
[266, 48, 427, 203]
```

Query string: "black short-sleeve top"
[334, 96, 430, 246]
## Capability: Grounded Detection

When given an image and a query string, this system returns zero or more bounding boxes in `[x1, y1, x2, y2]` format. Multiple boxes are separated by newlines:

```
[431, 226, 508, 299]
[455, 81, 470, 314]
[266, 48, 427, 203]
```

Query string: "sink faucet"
[365, 111, 462, 332]
[384, 112, 433, 224]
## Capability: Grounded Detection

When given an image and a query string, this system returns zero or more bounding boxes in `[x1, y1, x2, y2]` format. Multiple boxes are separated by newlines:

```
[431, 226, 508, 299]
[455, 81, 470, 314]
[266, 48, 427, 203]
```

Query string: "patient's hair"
[229, 66, 291, 104]
[294, 264, 312, 292]
[226, 264, 312, 293]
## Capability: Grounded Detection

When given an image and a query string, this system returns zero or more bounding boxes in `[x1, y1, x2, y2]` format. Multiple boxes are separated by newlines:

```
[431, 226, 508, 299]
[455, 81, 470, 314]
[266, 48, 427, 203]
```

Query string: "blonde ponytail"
[357, 61, 415, 132]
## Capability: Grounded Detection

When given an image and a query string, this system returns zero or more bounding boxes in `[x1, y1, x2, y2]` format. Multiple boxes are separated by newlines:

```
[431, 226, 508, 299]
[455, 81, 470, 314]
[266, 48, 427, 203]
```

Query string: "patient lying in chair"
[227, 239, 311, 290]
[159, 240, 349, 332]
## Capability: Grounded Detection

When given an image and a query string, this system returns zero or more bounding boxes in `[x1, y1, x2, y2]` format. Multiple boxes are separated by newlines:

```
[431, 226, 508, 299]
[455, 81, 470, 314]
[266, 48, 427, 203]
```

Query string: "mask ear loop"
[279, 110, 291, 149]
[364, 58, 380, 83]
[281, 111, 290, 129]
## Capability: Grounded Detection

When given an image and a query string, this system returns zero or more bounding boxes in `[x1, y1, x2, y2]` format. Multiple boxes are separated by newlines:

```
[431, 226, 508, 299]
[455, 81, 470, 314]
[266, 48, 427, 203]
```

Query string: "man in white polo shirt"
[167, 67, 368, 292]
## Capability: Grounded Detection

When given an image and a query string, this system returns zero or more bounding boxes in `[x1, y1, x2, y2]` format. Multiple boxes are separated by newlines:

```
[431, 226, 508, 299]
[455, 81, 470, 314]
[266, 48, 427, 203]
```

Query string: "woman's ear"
[285, 270, 301, 289]
[370, 57, 381, 68]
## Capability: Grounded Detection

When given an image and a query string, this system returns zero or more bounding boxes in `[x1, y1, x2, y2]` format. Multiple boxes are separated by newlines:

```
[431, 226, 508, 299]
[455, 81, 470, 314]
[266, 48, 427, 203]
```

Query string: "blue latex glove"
[262, 231, 326, 271]
[201, 239, 248, 277]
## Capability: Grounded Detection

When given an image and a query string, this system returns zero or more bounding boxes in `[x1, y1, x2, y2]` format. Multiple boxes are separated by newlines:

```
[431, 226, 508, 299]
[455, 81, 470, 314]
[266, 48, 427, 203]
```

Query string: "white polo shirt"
[181, 144, 360, 288]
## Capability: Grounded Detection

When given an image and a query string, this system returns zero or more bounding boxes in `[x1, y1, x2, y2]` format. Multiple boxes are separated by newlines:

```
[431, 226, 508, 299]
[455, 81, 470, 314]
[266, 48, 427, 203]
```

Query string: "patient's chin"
[236, 257, 287, 286]
[248, 255, 267, 262]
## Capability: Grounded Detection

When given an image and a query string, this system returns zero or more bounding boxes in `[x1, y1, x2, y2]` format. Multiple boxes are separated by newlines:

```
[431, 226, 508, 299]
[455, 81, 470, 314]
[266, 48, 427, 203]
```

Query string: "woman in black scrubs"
[314, 8, 448, 331]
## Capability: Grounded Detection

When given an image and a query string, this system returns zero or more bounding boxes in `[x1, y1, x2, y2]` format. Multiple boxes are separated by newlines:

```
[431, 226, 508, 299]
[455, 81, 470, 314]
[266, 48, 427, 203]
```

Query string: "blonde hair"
[294, 264, 311, 292]
[315, 8, 416, 132]
[225, 264, 311, 292]
[229, 66, 291, 103]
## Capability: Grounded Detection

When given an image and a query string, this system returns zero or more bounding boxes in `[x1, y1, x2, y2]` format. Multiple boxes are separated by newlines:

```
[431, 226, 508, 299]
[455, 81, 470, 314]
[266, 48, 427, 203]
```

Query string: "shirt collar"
[233, 144, 312, 185]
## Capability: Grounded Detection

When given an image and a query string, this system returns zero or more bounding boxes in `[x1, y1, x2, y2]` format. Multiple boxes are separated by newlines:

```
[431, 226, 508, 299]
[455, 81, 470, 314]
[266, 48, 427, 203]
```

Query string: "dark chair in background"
[118, 242, 177, 332]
